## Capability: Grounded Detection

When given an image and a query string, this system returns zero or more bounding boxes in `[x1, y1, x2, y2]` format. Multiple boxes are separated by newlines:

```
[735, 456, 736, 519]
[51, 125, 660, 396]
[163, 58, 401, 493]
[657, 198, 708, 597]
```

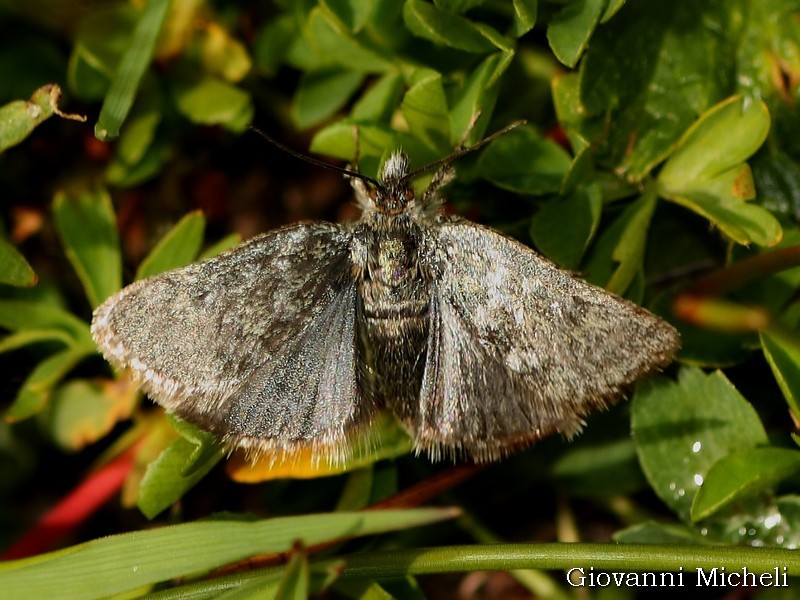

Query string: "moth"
[92, 130, 680, 463]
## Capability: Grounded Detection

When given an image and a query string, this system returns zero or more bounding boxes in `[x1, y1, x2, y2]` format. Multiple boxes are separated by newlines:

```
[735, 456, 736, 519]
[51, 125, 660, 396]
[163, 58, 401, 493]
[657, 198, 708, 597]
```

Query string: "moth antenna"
[249, 125, 384, 190]
[350, 124, 361, 172]
[400, 120, 527, 185]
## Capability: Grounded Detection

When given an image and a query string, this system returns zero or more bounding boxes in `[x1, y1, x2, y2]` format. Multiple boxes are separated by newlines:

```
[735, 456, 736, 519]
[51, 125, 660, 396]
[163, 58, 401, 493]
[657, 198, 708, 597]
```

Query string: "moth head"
[372, 151, 414, 215]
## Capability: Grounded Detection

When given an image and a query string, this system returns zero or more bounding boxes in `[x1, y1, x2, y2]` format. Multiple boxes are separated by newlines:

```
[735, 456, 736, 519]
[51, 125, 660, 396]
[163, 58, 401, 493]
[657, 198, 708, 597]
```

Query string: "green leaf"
[0, 508, 459, 600]
[218, 576, 284, 600]
[105, 131, 169, 188]
[691, 448, 800, 522]
[605, 191, 657, 295]
[0, 301, 92, 343]
[0, 84, 85, 152]
[614, 522, 710, 545]
[6, 347, 93, 422]
[292, 69, 364, 129]
[512, 0, 537, 36]
[135, 211, 206, 280]
[67, 5, 138, 101]
[470, 21, 514, 52]
[53, 186, 122, 308]
[274, 550, 309, 600]
[530, 183, 601, 270]
[775, 496, 800, 546]
[735, 0, 800, 109]
[583, 190, 657, 295]
[760, 330, 800, 420]
[601, 0, 627, 22]
[94, 0, 170, 140]
[198, 21, 252, 83]
[335, 464, 399, 512]
[551, 72, 590, 154]
[580, 1, 734, 179]
[434, 0, 487, 12]
[253, 14, 296, 75]
[336, 467, 375, 512]
[321, 0, 374, 32]
[106, 102, 169, 186]
[305, 8, 393, 73]
[334, 580, 395, 600]
[548, 409, 645, 498]
[559, 145, 593, 195]
[311, 121, 436, 178]
[632, 367, 769, 522]
[477, 125, 571, 195]
[450, 51, 513, 145]
[0, 329, 75, 354]
[0, 239, 36, 287]
[311, 120, 387, 173]
[168, 417, 224, 478]
[199, 233, 242, 261]
[547, 0, 607, 68]
[401, 69, 450, 152]
[159, 561, 343, 599]
[753, 150, 800, 221]
[137, 420, 224, 519]
[46, 378, 135, 451]
[658, 96, 780, 246]
[172, 72, 253, 131]
[351, 72, 404, 123]
[402, 0, 496, 53]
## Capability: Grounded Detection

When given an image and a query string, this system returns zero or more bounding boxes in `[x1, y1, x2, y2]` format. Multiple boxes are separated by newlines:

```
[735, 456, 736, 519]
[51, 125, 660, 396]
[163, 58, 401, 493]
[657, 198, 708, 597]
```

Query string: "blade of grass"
[0, 508, 459, 600]
[134, 542, 800, 600]
[95, 0, 171, 140]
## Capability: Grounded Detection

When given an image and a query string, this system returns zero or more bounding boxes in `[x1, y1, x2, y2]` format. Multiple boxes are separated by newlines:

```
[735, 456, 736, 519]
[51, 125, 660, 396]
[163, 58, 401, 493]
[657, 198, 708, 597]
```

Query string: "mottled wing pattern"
[92, 223, 370, 458]
[417, 220, 679, 461]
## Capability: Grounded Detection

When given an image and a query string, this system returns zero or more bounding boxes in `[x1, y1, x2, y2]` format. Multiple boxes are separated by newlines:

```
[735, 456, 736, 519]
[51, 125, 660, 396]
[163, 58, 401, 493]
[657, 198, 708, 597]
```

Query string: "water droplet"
[692, 441, 702, 453]
[764, 514, 781, 529]
[739, 527, 747, 536]
[693, 473, 704, 486]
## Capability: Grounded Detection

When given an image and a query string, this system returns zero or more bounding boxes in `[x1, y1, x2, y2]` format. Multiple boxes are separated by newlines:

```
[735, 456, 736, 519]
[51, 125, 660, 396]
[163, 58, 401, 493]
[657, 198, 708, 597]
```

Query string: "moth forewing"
[91, 141, 680, 465]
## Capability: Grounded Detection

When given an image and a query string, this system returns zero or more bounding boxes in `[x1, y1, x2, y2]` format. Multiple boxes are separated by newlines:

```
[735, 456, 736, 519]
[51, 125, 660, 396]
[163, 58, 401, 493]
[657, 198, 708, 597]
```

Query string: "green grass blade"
[94, 0, 171, 140]
[0, 508, 459, 600]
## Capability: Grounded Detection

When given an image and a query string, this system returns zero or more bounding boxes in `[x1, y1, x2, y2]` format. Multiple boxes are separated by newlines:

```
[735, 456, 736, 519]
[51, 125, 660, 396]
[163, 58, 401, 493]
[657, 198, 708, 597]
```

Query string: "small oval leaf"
[691, 448, 800, 522]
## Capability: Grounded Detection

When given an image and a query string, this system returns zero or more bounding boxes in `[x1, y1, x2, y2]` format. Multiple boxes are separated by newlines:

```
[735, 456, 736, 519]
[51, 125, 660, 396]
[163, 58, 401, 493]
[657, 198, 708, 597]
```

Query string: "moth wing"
[92, 222, 370, 459]
[417, 220, 679, 461]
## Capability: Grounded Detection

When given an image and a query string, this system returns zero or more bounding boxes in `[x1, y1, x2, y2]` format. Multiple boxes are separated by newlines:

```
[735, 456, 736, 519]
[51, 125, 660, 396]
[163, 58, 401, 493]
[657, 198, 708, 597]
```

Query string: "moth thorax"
[373, 236, 417, 288]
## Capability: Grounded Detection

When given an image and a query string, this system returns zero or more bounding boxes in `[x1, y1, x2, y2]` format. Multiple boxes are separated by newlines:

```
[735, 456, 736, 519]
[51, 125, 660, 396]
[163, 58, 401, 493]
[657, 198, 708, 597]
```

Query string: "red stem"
[2, 444, 137, 560]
